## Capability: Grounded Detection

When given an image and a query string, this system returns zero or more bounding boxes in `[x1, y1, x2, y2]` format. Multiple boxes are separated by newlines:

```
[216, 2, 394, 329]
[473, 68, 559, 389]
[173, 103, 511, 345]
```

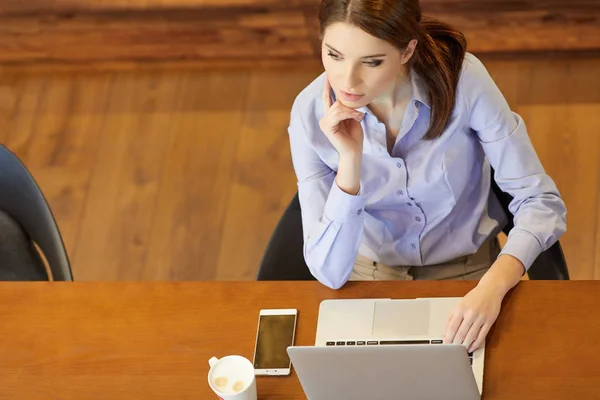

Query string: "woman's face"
[321, 22, 414, 108]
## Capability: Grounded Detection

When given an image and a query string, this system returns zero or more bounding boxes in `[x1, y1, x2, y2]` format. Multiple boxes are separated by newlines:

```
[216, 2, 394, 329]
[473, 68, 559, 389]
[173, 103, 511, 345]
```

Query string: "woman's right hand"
[319, 76, 365, 158]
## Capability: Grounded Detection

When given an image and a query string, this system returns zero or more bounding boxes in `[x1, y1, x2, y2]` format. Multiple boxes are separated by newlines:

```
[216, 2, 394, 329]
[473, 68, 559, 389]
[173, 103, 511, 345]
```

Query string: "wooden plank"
[72, 71, 182, 281]
[142, 71, 250, 281]
[0, 0, 598, 67]
[596, 157, 600, 280]
[0, 0, 315, 14]
[0, 58, 325, 75]
[1, 0, 598, 15]
[0, 74, 46, 161]
[0, 10, 313, 63]
[439, 13, 600, 53]
[215, 71, 315, 280]
[0, 72, 19, 144]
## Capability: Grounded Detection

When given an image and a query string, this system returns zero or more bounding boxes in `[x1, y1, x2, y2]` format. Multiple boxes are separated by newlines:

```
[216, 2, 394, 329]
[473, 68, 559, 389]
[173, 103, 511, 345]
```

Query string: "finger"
[443, 312, 463, 344]
[332, 99, 359, 112]
[469, 322, 492, 353]
[444, 311, 454, 336]
[329, 103, 364, 122]
[333, 101, 366, 120]
[452, 314, 476, 345]
[322, 76, 333, 111]
[322, 112, 363, 134]
[462, 318, 484, 351]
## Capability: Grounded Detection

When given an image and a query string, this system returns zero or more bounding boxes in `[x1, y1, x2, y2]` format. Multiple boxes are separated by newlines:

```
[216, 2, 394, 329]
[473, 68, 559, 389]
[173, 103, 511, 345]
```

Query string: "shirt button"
[415, 101, 420, 109]
[397, 189, 404, 196]
[407, 202, 413, 207]
[396, 162, 402, 169]
[357, 209, 363, 215]
[415, 217, 421, 222]
[411, 244, 417, 250]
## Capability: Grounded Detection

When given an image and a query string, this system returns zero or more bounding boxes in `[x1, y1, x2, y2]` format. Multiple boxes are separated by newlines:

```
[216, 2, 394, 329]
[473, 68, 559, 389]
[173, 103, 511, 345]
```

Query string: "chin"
[338, 97, 368, 109]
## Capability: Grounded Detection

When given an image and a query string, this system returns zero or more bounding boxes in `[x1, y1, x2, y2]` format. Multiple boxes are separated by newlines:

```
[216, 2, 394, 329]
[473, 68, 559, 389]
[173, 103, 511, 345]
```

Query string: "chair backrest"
[490, 168, 569, 280]
[257, 191, 315, 281]
[0, 145, 73, 281]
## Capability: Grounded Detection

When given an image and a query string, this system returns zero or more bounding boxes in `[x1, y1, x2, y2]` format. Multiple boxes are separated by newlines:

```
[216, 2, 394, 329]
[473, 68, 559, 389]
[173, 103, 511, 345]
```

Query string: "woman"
[287, 0, 567, 352]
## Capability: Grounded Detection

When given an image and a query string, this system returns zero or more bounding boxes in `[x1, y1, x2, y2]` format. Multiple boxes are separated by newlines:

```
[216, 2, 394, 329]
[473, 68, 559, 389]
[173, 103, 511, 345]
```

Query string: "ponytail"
[413, 17, 467, 140]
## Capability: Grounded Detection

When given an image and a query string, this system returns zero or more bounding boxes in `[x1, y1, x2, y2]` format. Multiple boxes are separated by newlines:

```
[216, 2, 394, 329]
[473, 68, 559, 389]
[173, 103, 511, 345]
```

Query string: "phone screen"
[253, 313, 297, 370]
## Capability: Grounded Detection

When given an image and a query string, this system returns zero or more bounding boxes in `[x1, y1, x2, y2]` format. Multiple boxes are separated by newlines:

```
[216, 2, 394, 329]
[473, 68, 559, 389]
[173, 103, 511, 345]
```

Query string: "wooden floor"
[1, 55, 599, 281]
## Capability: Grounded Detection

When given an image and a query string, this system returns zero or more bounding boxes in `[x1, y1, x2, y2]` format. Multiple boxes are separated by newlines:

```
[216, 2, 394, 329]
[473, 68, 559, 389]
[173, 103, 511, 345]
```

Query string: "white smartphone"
[252, 308, 298, 376]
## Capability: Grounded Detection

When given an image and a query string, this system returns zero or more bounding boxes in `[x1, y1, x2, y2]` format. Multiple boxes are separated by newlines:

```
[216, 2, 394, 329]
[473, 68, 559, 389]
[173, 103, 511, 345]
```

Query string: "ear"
[401, 39, 418, 64]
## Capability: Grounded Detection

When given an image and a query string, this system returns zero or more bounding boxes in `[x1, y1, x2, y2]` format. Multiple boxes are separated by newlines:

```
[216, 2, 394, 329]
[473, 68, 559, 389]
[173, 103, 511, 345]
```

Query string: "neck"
[367, 71, 413, 126]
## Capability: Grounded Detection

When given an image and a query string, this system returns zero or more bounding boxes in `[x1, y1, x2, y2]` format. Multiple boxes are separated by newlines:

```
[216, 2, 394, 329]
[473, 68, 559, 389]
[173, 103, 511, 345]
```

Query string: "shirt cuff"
[323, 180, 367, 223]
[498, 229, 543, 271]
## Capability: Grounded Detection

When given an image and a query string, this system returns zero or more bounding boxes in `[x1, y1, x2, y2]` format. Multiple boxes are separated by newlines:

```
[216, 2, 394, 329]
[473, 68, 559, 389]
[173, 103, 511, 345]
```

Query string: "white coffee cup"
[208, 355, 257, 400]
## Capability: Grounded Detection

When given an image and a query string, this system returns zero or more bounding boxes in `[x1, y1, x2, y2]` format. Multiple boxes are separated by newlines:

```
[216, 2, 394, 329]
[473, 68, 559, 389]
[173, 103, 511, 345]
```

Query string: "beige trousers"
[349, 237, 501, 281]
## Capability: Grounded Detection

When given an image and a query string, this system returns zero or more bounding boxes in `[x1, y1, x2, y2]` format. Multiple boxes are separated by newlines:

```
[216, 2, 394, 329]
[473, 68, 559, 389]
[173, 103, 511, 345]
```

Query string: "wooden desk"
[0, 281, 599, 399]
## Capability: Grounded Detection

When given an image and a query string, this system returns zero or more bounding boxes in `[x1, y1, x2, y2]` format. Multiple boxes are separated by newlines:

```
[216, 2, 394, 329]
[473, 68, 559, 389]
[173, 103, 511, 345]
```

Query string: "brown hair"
[318, 0, 467, 140]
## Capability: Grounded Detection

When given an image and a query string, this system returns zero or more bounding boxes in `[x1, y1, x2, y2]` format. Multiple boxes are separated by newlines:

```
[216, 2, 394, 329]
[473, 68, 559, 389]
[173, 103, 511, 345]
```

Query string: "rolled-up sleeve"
[463, 55, 567, 270]
[288, 98, 365, 289]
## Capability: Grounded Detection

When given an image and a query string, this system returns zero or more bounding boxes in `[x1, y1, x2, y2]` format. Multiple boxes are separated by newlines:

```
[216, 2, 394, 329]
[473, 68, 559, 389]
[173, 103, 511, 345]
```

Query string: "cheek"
[365, 68, 398, 96]
[322, 59, 341, 88]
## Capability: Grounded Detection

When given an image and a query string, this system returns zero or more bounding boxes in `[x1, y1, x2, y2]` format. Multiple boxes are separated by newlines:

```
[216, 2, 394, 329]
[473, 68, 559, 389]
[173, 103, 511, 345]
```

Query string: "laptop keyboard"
[325, 339, 474, 365]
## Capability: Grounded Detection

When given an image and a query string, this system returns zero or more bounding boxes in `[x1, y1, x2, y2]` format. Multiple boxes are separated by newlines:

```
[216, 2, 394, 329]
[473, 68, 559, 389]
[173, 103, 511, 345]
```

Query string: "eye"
[327, 51, 341, 60]
[364, 60, 383, 67]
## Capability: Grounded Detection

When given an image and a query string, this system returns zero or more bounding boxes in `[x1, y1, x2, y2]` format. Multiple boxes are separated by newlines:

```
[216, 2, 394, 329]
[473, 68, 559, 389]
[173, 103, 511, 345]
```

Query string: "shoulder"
[288, 72, 328, 142]
[456, 53, 518, 137]
[290, 71, 327, 121]
[456, 52, 506, 116]
[457, 52, 496, 90]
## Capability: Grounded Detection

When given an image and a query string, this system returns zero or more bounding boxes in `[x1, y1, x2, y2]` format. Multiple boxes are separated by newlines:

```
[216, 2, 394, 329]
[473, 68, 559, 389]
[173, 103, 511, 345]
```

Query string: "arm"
[444, 55, 567, 351]
[288, 101, 365, 289]
[466, 55, 567, 276]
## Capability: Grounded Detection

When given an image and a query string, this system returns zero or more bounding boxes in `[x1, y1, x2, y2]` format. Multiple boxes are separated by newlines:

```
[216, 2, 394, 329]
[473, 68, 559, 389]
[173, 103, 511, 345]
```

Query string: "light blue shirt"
[287, 53, 567, 289]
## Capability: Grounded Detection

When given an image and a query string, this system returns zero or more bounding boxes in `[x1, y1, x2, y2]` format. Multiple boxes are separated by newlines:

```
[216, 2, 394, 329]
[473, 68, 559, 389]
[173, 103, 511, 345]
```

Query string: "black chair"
[0, 145, 73, 281]
[257, 168, 569, 281]
[257, 192, 314, 281]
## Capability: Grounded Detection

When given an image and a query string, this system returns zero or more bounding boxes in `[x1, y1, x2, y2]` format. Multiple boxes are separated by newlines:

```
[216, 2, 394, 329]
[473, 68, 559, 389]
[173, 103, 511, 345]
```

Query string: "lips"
[340, 91, 364, 102]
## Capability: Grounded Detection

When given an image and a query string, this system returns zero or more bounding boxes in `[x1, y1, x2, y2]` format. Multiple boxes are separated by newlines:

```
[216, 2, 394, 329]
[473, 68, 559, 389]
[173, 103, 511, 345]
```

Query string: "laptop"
[287, 297, 485, 399]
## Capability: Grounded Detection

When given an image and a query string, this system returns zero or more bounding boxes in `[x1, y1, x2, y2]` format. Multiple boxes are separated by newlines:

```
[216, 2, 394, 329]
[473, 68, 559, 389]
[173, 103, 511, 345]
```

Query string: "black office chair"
[0, 145, 74, 281]
[257, 168, 569, 281]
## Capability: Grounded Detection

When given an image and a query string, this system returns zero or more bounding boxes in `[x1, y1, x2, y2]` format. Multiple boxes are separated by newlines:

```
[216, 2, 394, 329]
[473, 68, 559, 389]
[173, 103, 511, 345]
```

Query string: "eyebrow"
[325, 44, 387, 58]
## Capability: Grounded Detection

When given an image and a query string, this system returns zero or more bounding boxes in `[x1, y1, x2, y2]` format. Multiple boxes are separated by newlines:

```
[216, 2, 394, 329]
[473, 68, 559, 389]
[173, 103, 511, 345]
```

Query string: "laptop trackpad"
[372, 300, 430, 337]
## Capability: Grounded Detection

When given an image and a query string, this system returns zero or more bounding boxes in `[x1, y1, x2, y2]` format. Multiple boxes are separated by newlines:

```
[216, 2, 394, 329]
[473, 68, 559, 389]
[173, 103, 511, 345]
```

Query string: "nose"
[343, 65, 361, 92]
